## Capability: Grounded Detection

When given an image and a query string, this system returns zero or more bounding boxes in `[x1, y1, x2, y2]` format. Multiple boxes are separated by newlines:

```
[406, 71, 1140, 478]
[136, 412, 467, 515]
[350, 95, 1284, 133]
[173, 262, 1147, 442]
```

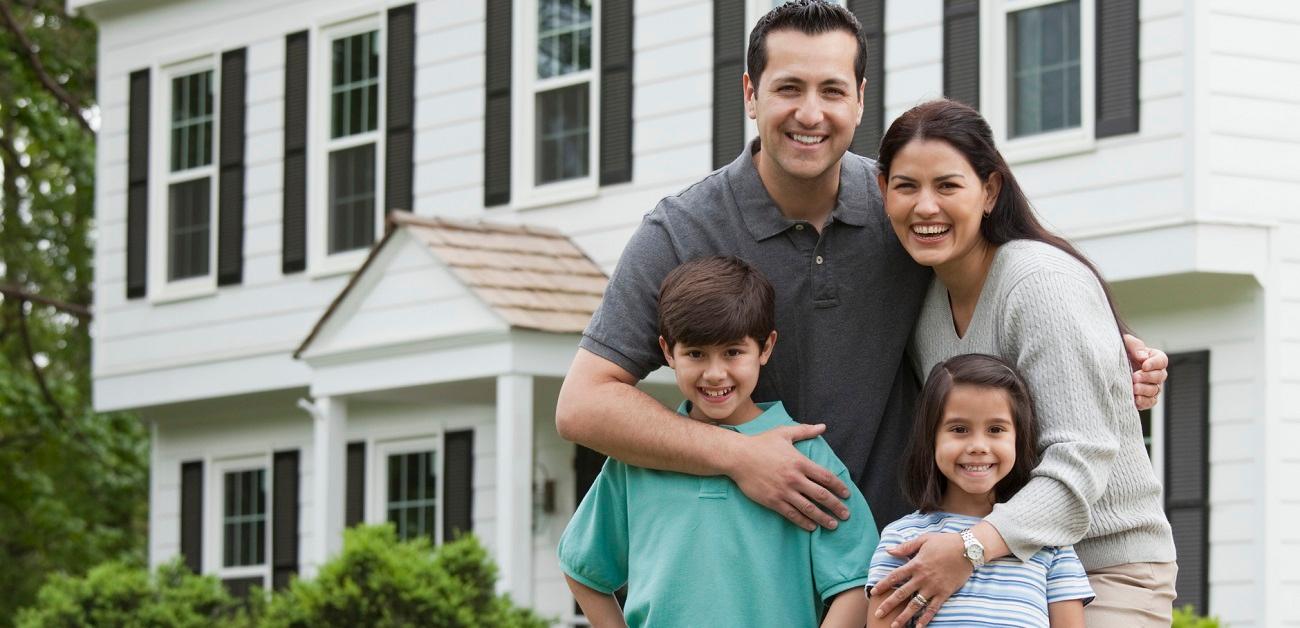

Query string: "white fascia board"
[1075, 220, 1275, 285]
[94, 351, 310, 412]
[307, 333, 517, 397]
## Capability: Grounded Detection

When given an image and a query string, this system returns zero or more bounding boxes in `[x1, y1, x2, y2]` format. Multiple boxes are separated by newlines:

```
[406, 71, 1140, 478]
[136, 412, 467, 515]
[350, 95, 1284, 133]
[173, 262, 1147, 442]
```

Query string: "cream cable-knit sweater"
[910, 240, 1176, 570]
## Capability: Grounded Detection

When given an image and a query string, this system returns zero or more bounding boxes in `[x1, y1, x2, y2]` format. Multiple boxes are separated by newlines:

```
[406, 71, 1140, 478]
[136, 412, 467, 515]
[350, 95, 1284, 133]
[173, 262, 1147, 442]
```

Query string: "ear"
[758, 330, 778, 365]
[877, 172, 888, 197]
[742, 73, 758, 120]
[659, 336, 675, 367]
[855, 77, 867, 122]
[983, 171, 1003, 215]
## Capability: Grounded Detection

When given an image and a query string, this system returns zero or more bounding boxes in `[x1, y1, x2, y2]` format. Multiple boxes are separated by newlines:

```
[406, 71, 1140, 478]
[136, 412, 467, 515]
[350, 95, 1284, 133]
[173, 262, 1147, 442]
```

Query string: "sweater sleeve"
[984, 270, 1129, 563]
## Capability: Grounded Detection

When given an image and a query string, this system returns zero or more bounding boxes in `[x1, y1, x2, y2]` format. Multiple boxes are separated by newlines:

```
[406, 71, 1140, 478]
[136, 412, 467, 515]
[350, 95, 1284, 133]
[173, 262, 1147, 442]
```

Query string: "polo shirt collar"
[727, 139, 872, 242]
[674, 400, 796, 435]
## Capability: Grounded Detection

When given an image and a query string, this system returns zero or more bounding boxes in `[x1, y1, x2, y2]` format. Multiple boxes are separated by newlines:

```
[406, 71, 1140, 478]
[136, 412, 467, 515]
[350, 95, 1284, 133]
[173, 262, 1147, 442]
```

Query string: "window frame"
[309, 13, 387, 278]
[367, 435, 444, 543]
[980, 0, 1096, 163]
[510, 0, 601, 210]
[149, 55, 221, 303]
[205, 454, 272, 586]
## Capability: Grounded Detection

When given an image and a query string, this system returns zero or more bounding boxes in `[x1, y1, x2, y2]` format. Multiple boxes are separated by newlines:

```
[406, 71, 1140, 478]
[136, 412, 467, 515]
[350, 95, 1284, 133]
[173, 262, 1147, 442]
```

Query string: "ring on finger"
[912, 592, 929, 608]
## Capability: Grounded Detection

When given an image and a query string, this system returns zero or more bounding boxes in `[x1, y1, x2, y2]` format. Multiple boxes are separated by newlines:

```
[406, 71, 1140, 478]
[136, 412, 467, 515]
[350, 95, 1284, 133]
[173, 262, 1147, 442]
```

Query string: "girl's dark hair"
[877, 99, 1129, 335]
[903, 354, 1040, 513]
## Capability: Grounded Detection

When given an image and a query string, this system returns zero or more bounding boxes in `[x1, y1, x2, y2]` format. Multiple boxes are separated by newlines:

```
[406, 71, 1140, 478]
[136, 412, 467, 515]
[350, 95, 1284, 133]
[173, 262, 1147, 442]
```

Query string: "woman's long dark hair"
[876, 99, 1129, 335]
[904, 354, 1040, 512]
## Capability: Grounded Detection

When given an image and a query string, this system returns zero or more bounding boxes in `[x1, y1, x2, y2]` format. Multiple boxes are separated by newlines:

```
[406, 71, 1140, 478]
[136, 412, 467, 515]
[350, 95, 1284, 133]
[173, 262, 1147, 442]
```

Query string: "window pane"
[331, 30, 380, 138]
[1008, 0, 1080, 138]
[386, 451, 437, 541]
[223, 469, 267, 568]
[328, 143, 377, 253]
[168, 178, 210, 280]
[535, 83, 590, 184]
[537, 0, 592, 79]
[170, 71, 214, 172]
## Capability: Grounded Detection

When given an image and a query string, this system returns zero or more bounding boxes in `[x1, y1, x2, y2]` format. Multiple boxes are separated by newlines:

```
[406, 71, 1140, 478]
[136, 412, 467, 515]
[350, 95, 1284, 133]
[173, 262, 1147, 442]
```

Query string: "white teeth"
[702, 387, 733, 398]
[962, 464, 991, 472]
[913, 224, 950, 235]
[790, 133, 825, 145]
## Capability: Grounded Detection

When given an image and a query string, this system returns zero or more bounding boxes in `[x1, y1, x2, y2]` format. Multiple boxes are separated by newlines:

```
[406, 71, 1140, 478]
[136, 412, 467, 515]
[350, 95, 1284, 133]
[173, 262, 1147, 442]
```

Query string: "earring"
[982, 211, 991, 218]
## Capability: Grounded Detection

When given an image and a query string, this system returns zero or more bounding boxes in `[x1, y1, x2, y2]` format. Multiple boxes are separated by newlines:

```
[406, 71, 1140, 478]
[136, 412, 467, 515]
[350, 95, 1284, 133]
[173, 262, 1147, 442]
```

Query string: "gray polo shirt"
[580, 141, 932, 525]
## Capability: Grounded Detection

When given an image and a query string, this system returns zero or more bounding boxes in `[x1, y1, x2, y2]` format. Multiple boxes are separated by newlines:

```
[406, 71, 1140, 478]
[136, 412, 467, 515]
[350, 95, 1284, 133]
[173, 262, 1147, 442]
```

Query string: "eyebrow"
[889, 173, 967, 183]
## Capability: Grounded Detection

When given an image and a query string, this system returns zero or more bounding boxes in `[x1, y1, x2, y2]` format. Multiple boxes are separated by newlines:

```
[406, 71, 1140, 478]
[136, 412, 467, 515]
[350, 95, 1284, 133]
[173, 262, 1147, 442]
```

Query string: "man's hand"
[872, 532, 972, 628]
[1123, 334, 1168, 411]
[725, 423, 850, 531]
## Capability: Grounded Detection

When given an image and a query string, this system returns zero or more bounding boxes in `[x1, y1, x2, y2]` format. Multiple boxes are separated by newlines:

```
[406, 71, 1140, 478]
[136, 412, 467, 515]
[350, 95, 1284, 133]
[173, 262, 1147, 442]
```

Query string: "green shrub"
[14, 559, 254, 628]
[1172, 605, 1223, 628]
[260, 525, 548, 628]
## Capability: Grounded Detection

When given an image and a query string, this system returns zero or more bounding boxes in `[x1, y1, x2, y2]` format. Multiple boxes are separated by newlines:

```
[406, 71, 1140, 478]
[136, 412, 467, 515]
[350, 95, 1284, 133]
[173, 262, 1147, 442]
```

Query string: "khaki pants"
[1084, 561, 1178, 627]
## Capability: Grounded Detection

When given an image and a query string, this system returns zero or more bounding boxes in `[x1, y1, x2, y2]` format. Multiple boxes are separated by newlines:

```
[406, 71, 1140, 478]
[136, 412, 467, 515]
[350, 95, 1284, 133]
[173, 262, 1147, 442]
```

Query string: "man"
[556, 0, 1164, 535]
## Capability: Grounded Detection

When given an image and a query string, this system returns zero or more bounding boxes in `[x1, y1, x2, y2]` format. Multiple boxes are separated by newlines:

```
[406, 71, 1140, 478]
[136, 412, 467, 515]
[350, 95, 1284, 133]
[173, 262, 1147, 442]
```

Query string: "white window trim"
[367, 435, 445, 543]
[308, 14, 387, 279]
[980, 0, 1096, 164]
[148, 56, 220, 304]
[205, 454, 272, 586]
[510, 0, 601, 210]
[1149, 391, 1166, 500]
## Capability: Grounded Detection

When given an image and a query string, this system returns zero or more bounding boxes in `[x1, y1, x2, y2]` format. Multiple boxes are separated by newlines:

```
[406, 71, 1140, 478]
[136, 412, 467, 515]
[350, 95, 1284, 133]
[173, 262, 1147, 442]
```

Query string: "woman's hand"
[871, 532, 972, 628]
[1123, 334, 1167, 411]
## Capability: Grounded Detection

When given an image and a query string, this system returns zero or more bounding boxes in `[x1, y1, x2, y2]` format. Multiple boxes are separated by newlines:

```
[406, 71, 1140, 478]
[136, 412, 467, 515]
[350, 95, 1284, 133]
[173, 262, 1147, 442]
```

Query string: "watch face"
[969, 545, 984, 562]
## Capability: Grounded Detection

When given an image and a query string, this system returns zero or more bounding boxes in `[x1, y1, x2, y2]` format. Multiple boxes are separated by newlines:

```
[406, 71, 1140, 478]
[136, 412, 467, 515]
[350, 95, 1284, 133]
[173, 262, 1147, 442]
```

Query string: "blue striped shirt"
[867, 511, 1094, 627]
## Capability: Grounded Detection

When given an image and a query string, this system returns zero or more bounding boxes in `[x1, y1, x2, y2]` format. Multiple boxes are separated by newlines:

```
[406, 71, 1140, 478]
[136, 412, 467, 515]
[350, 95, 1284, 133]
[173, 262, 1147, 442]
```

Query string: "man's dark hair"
[903, 354, 1041, 513]
[658, 256, 775, 351]
[747, 0, 868, 90]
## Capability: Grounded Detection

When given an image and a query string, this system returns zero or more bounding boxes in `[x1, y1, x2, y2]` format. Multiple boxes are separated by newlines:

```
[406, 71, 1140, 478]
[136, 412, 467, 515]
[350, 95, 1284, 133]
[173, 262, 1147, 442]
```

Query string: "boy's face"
[659, 331, 777, 425]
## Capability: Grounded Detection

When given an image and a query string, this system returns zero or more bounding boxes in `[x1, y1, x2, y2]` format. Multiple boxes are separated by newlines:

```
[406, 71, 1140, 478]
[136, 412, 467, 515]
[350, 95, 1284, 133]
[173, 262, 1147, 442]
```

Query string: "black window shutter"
[1095, 0, 1139, 137]
[443, 430, 474, 542]
[849, 0, 885, 159]
[271, 449, 300, 590]
[126, 69, 150, 299]
[484, 0, 513, 207]
[942, 0, 980, 109]
[599, 0, 634, 185]
[345, 441, 366, 527]
[218, 48, 247, 286]
[282, 31, 309, 274]
[574, 445, 606, 504]
[386, 5, 416, 214]
[712, 0, 745, 169]
[180, 460, 203, 573]
[1165, 350, 1210, 616]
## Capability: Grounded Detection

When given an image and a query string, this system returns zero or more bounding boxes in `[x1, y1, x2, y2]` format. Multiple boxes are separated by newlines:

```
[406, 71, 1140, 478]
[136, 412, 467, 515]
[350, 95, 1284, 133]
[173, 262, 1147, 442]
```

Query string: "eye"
[948, 425, 967, 434]
[893, 182, 915, 191]
[726, 348, 745, 357]
[685, 350, 704, 359]
[990, 425, 1009, 434]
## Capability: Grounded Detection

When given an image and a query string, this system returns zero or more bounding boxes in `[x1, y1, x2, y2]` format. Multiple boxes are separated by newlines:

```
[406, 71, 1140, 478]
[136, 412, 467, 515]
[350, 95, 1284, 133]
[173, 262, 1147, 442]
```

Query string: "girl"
[867, 100, 1176, 627]
[866, 354, 1093, 628]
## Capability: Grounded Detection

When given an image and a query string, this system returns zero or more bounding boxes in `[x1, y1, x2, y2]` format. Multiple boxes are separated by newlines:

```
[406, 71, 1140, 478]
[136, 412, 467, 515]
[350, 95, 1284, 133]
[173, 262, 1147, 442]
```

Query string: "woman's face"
[878, 139, 1000, 273]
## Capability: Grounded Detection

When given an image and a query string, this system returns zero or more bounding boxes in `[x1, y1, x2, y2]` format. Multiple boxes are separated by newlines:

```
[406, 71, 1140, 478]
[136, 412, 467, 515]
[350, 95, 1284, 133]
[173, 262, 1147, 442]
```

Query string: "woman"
[867, 100, 1177, 627]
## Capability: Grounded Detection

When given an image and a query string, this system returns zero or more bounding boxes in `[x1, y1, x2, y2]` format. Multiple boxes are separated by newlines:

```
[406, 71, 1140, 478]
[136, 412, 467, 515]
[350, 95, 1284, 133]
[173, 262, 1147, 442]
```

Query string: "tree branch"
[0, 1, 94, 134]
[0, 284, 91, 320]
[17, 303, 67, 423]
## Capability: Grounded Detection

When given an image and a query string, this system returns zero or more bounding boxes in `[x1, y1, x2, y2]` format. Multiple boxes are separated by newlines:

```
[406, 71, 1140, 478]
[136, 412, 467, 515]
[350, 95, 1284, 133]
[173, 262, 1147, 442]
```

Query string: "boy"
[558, 256, 877, 627]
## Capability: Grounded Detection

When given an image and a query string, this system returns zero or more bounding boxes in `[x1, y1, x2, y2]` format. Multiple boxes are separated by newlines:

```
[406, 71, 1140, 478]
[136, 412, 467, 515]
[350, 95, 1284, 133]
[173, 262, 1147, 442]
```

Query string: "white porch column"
[495, 374, 534, 604]
[307, 396, 347, 577]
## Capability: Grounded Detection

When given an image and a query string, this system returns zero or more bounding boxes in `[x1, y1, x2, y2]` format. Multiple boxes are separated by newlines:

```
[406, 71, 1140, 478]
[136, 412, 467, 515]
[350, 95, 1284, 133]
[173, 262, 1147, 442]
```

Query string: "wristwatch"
[959, 528, 986, 569]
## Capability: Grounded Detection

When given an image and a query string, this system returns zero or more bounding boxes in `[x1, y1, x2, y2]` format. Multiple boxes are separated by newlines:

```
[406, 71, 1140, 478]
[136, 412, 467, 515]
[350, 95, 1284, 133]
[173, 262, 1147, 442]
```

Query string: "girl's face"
[935, 384, 1018, 515]
[877, 139, 1000, 275]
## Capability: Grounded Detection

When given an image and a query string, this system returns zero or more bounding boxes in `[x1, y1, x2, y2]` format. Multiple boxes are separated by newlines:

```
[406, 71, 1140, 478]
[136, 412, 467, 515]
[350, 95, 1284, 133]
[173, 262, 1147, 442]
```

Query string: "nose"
[914, 187, 941, 218]
[966, 436, 989, 455]
[703, 357, 727, 382]
[793, 93, 824, 128]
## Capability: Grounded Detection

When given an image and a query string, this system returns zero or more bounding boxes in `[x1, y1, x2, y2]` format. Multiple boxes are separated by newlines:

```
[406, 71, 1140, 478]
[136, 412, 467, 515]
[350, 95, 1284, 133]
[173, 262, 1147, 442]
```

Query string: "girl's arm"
[1048, 599, 1085, 628]
[565, 575, 628, 628]
[821, 587, 869, 628]
[866, 587, 908, 628]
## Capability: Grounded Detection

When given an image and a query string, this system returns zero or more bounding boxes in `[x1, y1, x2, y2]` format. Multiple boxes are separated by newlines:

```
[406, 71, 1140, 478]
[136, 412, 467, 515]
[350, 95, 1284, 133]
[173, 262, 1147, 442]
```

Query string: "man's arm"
[565, 575, 628, 628]
[556, 348, 851, 530]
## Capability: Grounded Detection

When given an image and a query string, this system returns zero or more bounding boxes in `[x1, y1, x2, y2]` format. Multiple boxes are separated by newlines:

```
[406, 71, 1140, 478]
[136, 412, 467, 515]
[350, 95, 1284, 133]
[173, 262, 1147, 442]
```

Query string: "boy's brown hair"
[657, 256, 775, 351]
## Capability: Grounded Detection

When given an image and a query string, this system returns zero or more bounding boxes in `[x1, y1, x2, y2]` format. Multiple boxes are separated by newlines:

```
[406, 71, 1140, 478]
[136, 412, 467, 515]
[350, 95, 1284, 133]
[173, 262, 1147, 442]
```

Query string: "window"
[514, 0, 599, 206]
[222, 468, 267, 568]
[311, 16, 385, 275]
[981, 0, 1094, 161]
[151, 59, 220, 300]
[386, 450, 438, 541]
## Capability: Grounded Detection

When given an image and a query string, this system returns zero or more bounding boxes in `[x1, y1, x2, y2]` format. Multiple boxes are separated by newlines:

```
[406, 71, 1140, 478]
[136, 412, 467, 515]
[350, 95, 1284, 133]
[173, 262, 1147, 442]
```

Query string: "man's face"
[744, 29, 864, 185]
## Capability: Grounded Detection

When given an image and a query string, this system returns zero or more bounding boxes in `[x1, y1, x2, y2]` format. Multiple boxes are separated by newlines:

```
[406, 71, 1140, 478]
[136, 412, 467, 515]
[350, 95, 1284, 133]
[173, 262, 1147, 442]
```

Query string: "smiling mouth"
[911, 224, 950, 240]
[788, 133, 827, 146]
[959, 463, 993, 473]
[699, 386, 735, 401]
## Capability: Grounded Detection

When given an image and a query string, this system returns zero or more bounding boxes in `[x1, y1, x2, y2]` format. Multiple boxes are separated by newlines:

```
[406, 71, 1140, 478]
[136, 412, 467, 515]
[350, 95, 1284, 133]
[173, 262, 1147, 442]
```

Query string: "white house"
[76, 0, 1299, 624]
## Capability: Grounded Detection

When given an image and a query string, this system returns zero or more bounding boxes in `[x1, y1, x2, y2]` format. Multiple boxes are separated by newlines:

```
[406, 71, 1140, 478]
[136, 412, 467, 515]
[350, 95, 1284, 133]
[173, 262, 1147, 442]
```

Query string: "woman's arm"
[565, 575, 628, 628]
[1048, 600, 1085, 628]
[822, 587, 869, 628]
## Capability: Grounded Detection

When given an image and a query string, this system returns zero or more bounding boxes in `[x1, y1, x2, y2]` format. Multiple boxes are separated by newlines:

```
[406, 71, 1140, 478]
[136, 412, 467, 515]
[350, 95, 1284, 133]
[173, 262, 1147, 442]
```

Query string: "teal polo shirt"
[557, 401, 879, 627]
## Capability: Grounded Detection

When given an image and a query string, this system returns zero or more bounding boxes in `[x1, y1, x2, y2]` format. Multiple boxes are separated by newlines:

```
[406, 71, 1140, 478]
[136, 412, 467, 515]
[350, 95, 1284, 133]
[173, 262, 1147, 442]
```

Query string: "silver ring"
[912, 593, 930, 608]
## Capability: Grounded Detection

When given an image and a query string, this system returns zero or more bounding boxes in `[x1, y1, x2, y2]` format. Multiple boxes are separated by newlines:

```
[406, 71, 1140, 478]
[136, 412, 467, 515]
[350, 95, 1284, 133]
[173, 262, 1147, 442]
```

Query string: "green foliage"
[17, 528, 548, 628]
[1172, 605, 1223, 628]
[262, 526, 548, 628]
[13, 559, 255, 628]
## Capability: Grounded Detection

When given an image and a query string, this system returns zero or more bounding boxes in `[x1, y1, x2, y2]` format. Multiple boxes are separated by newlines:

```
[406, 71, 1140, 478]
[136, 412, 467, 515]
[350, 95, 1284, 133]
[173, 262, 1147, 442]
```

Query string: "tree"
[0, 0, 149, 622]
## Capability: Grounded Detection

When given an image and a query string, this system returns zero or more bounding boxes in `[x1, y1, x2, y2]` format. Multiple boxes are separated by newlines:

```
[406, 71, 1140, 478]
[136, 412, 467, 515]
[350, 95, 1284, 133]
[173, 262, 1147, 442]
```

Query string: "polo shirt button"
[815, 255, 824, 265]
[795, 224, 805, 231]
